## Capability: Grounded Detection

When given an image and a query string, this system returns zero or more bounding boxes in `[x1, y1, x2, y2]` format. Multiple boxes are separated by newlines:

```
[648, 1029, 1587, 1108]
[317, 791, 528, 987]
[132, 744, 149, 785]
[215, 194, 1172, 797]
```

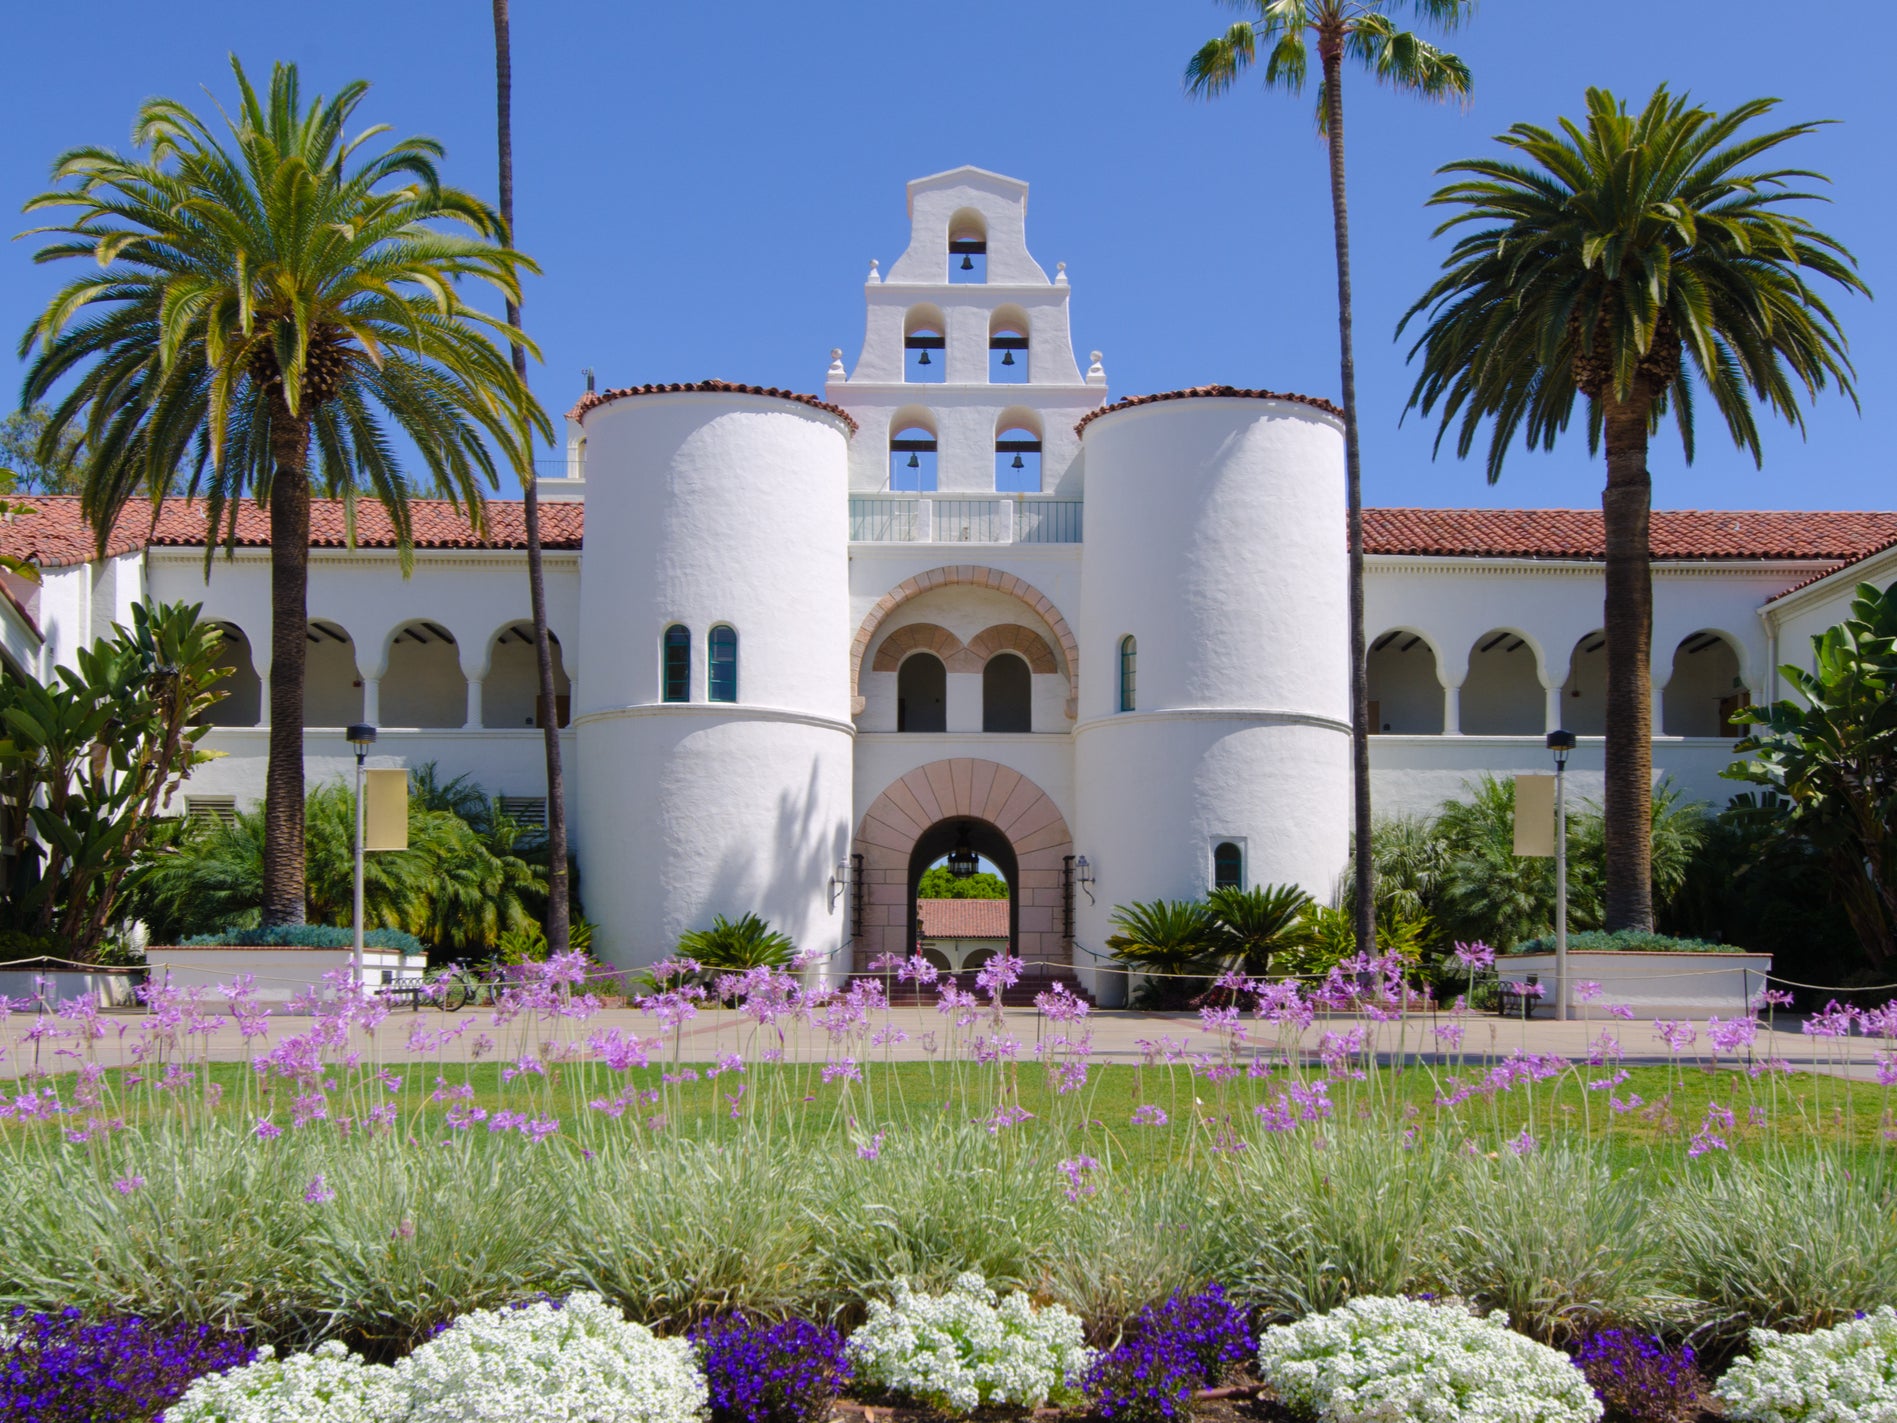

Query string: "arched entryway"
[852, 758, 1074, 978]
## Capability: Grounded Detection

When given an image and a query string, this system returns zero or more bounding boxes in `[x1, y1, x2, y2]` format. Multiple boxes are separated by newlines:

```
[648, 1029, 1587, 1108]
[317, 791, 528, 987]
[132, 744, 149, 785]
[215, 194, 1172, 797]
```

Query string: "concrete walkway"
[5, 1002, 1883, 1082]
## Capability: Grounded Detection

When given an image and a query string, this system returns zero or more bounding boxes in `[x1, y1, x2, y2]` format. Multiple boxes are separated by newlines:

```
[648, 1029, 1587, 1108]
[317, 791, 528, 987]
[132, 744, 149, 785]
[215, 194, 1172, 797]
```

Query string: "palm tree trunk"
[1600, 397, 1654, 931]
[262, 408, 313, 926]
[493, 0, 571, 954]
[1320, 38, 1377, 956]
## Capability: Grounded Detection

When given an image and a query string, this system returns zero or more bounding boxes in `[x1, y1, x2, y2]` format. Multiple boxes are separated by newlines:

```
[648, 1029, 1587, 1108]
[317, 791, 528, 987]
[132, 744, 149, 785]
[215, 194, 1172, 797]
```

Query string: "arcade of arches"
[852, 758, 1073, 974]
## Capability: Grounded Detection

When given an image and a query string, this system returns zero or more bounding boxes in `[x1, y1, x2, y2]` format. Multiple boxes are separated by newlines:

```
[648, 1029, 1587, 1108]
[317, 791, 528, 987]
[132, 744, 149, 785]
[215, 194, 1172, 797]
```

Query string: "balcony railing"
[848, 495, 1083, 545]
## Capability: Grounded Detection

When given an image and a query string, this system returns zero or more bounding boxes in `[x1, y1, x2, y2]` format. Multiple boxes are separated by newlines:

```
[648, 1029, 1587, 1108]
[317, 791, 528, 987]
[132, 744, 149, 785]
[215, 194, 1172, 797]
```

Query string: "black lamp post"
[346, 723, 377, 989]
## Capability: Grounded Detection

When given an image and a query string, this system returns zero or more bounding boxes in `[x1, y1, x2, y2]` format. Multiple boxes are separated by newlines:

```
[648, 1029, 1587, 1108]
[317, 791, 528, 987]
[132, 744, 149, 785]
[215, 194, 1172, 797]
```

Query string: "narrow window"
[897, 653, 947, 733]
[709, 625, 738, 703]
[1118, 635, 1137, 712]
[662, 624, 691, 702]
[982, 653, 1032, 733]
[1213, 841, 1244, 892]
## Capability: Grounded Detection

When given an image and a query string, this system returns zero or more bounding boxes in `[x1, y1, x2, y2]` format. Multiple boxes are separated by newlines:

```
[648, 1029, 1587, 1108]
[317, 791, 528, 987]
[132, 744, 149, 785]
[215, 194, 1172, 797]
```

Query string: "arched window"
[662, 624, 692, 703]
[995, 418, 1042, 494]
[989, 307, 1029, 383]
[1118, 635, 1137, 712]
[1213, 841, 1244, 891]
[982, 652, 1032, 733]
[904, 305, 946, 383]
[949, 207, 987, 284]
[708, 625, 738, 703]
[897, 653, 947, 733]
[889, 421, 938, 492]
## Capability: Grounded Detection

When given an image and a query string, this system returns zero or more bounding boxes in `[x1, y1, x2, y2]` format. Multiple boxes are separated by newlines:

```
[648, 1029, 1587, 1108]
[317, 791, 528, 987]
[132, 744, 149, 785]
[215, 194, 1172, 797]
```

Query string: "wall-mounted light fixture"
[828, 857, 851, 913]
[1074, 854, 1095, 905]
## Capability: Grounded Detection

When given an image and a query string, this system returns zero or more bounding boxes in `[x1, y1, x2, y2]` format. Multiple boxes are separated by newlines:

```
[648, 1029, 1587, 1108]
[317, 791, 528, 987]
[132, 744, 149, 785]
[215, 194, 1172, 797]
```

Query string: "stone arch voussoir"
[851, 567, 1078, 719]
[966, 623, 1056, 674]
[850, 758, 1074, 974]
[870, 622, 966, 673]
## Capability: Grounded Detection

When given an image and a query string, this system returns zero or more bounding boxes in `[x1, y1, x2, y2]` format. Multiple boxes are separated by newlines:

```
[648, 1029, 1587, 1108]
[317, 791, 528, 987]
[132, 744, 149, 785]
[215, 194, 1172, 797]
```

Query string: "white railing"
[847, 495, 1083, 545]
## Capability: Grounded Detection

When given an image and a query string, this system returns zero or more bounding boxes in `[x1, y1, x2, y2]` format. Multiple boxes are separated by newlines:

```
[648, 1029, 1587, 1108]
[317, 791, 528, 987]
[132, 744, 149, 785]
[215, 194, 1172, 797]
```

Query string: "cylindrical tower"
[1072, 389, 1350, 1002]
[574, 383, 856, 976]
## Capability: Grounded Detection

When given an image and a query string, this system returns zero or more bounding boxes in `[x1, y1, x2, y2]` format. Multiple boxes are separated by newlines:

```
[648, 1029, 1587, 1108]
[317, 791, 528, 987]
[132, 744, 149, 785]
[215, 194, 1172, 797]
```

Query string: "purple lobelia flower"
[691, 1315, 851, 1423]
[0, 1307, 252, 1423]
[1573, 1329, 1705, 1423]
[1086, 1285, 1255, 1422]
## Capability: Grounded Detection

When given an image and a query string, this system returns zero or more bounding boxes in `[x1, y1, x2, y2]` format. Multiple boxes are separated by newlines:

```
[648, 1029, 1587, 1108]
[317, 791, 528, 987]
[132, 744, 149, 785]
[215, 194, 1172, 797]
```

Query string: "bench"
[1495, 979, 1546, 1018]
[374, 976, 432, 1011]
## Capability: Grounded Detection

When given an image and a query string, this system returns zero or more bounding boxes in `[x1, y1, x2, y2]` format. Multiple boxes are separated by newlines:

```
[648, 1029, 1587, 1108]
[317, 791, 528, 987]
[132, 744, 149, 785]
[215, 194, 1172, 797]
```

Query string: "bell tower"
[827, 167, 1107, 496]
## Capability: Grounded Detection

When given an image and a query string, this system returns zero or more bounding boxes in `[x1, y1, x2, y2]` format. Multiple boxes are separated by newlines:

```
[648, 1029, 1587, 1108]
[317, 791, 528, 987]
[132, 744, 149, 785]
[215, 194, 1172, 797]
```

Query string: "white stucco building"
[3, 166, 1894, 998]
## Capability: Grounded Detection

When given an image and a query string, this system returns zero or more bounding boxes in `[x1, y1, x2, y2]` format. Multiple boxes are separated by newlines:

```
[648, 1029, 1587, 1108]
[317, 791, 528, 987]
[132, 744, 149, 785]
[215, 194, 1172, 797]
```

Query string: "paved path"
[5, 1003, 1882, 1082]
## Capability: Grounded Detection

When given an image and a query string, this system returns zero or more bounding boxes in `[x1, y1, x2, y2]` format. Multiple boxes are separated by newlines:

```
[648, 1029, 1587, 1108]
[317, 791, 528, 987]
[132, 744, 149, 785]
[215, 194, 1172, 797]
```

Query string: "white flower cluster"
[399, 1293, 706, 1423]
[164, 1340, 403, 1423]
[846, 1272, 1095, 1414]
[1716, 1306, 1897, 1423]
[1255, 1295, 1602, 1423]
[161, 1294, 708, 1423]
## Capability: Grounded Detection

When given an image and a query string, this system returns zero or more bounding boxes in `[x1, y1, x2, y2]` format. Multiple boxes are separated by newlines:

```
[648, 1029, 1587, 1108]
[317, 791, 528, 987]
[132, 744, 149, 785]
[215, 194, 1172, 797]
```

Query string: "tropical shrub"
[1715, 1306, 1897, 1422]
[0, 1307, 251, 1423]
[181, 925, 425, 954]
[1509, 930, 1730, 955]
[1728, 579, 1897, 972]
[691, 1315, 851, 1423]
[1206, 886, 1316, 977]
[846, 1273, 1093, 1413]
[1254, 1296, 1602, 1423]
[1107, 900, 1220, 1007]
[1574, 1330, 1705, 1423]
[0, 600, 228, 961]
[677, 914, 794, 973]
[163, 1339, 400, 1423]
[392, 1293, 706, 1423]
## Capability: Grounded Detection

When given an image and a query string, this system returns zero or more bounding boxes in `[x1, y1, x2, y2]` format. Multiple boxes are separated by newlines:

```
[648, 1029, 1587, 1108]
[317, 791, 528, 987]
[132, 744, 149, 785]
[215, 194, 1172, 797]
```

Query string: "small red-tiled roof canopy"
[917, 899, 1010, 939]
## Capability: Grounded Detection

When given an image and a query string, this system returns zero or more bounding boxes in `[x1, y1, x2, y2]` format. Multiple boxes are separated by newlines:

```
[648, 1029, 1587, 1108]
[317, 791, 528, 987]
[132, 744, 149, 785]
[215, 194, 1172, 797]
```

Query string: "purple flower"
[1131, 1104, 1169, 1127]
[691, 1315, 851, 1423]
[111, 1176, 144, 1196]
[1058, 1155, 1101, 1201]
[1452, 940, 1496, 972]
[303, 1174, 335, 1205]
[0, 1309, 252, 1423]
[1575, 1329, 1705, 1421]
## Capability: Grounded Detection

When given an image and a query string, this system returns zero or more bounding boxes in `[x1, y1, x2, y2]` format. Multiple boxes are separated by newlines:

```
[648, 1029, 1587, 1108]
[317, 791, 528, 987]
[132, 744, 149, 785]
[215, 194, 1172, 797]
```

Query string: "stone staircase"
[847, 970, 1095, 1009]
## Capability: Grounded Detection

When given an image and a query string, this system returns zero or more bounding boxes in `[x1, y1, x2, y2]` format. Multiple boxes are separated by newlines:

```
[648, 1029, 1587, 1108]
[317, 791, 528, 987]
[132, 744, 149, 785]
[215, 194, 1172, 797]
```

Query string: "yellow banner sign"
[1513, 773, 1555, 857]
[364, 769, 409, 852]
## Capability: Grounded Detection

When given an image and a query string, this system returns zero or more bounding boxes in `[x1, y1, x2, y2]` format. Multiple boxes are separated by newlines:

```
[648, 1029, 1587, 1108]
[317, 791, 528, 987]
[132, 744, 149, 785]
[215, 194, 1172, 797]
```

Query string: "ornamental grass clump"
[690, 1315, 851, 1423]
[1715, 1305, 1897, 1422]
[163, 1339, 402, 1423]
[0, 1307, 251, 1423]
[1573, 1330, 1705, 1423]
[846, 1272, 1094, 1413]
[392, 1292, 707, 1423]
[1254, 1295, 1602, 1423]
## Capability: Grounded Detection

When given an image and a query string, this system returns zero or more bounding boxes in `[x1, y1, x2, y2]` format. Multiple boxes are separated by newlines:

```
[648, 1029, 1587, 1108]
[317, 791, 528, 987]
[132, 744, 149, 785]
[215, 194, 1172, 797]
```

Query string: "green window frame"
[1213, 840, 1244, 892]
[662, 624, 691, 703]
[1118, 635, 1136, 712]
[708, 625, 738, 703]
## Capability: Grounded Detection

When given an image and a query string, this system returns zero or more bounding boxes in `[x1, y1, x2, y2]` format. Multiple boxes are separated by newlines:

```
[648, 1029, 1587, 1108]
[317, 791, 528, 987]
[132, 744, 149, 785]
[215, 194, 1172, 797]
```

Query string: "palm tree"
[1400, 87, 1867, 930]
[1186, 1, 1473, 960]
[678, 913, 797, 973]
[1207, 883, 1317, 976]
[20, 57, 547, 925]
[491, 0, 571, 956]
[1105, 898, 1222, 1005]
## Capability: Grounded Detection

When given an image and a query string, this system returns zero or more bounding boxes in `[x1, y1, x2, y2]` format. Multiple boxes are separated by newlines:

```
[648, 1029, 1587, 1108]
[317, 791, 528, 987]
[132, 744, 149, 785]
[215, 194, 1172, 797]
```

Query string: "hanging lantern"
[946, 824, 979, 880]
[1001, 349, 1015, 366]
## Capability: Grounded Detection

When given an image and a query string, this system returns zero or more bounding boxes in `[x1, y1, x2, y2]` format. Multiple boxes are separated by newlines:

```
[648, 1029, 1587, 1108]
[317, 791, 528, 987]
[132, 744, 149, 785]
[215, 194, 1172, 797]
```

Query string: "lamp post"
[1546, 729, 1576, 1021]
[346, 723, 377, 991]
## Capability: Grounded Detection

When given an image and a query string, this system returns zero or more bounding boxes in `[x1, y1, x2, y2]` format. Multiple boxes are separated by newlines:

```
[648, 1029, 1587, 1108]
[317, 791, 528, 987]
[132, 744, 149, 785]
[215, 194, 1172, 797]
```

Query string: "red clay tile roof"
[0, 496, 583, 568]
[917, 898, 1010, 939]
[1365, 509, 1897, 562]
[1075, 385, 1345, 434]
[568, 380, 859, 433]
[1766, 530, 1897, 601]
[4, 495, 1894, 571]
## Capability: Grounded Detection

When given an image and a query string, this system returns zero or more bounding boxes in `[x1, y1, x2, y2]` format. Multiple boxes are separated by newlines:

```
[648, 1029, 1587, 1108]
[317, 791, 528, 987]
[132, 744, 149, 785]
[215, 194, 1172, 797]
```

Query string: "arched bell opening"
[904, 304, 946, 382]
[948, 207, 988, 284]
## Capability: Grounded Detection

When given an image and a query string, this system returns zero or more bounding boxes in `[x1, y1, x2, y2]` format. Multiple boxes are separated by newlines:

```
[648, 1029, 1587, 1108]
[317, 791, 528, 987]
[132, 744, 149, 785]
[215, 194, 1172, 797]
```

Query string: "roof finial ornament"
[1086, 349, 1106, 386]
[867, 258, 881, 285]
[827, 348, 847, 380]
[1055, 261, 1068, 287]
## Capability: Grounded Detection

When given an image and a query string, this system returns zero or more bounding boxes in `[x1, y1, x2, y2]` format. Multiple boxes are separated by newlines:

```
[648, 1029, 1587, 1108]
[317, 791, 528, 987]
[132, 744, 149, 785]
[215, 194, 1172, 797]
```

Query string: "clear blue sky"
[4, 1, 1889, 511]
